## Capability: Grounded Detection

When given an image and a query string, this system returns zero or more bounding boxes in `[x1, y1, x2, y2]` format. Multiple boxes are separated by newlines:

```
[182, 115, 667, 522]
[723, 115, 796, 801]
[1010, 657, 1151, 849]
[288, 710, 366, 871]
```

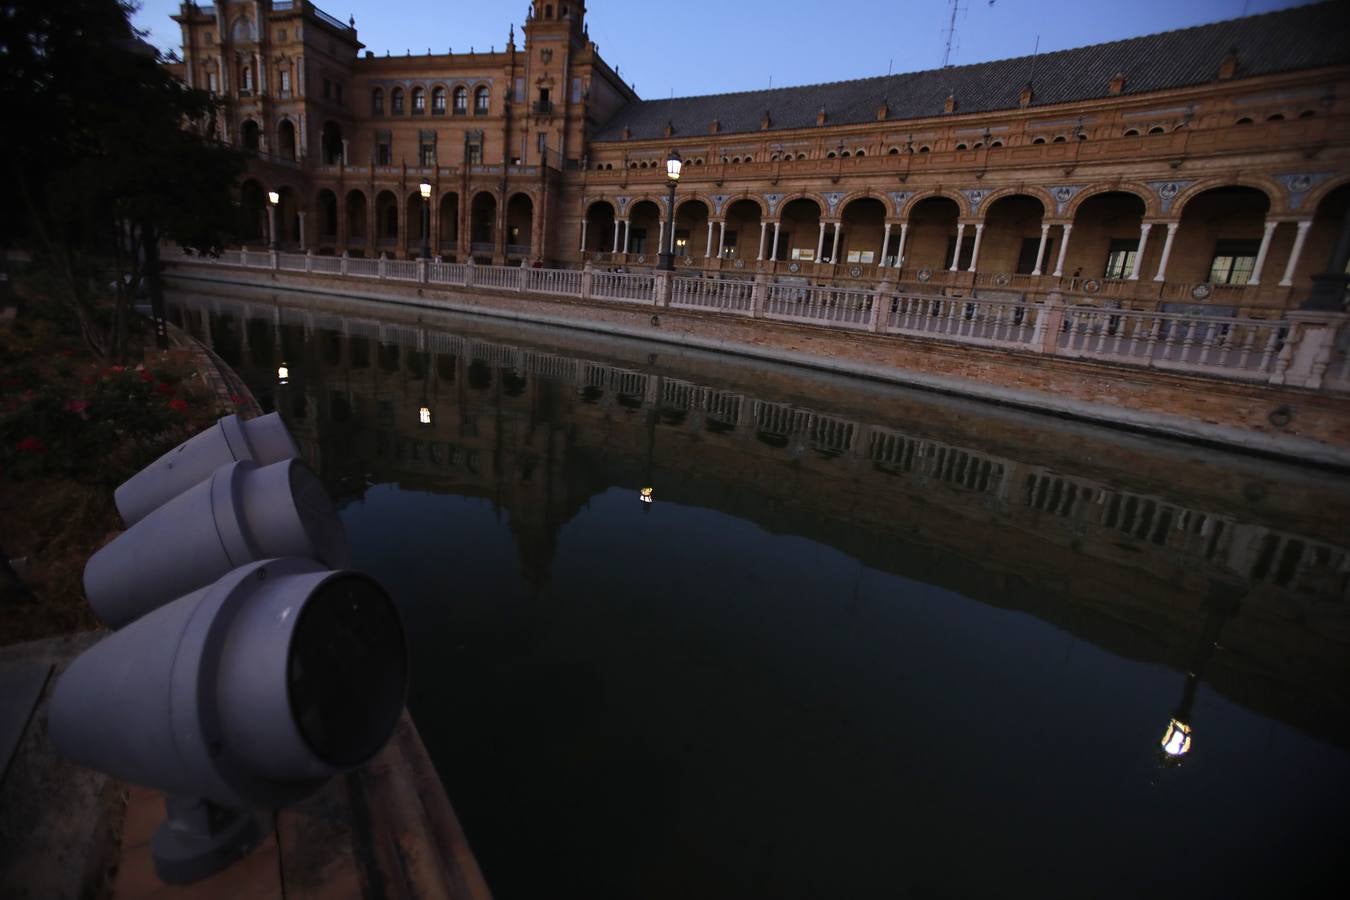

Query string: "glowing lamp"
[665, 150, 682, 182]
[639, 487, 654, 504]
[419, 180, 432, 200]
[267, 190, 280, 206]
[418, 405, 432, 425]
[1161, 718, 1192, 758]
[277, 363, 289, 384]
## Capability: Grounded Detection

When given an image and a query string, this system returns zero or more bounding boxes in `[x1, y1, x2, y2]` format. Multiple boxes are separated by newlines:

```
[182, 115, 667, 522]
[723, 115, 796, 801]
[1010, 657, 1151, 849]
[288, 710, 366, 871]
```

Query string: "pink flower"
[140, 370, 155, 383]
[65, 399, 90, 414]
[168, 398, 189, 413]
[16, 436, 46, 454]
[155, 382, 176, 396]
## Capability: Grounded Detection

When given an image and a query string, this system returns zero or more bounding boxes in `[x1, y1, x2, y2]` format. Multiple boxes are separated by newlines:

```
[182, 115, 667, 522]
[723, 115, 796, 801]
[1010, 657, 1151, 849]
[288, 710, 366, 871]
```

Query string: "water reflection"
[168, 286, 1350, 898]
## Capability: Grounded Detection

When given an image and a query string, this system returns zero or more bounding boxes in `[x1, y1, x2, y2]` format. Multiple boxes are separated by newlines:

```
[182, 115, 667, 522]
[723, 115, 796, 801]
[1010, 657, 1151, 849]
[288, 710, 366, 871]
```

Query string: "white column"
[297, 211, 306, 249]
[949, 222, 966, 271]
[580, 219, 588, 252]
[829, 224, 842, 263]
[717, 221, 727, 258]
[704, 221, 714, 257]
[1128, 222, 1152, 280]
[622, 219, 631, 253]
[1030, 223, 1050, 276]
[1279, 220, 1312, 286]
[1052, 223, 1073, 276]
[611, 220, 620, 253]
[771, 222, 781, 261]
[967, 223, 985, 272]
[1248, 220, 1278, 285]
[657, 220, 665, 257]
[340, 138, 349, 165]
[757, 222, 767, 261]
[895, 222, 908, 268]
[1153, 222, 1179, 281]
[881, 223, 892, 265]
[815, 222, 826, 261]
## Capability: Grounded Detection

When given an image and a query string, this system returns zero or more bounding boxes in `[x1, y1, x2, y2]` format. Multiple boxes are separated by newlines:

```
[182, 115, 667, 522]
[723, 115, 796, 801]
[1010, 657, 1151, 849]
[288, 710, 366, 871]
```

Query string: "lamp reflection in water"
[639, 487, 654, 504]
[418, 406, 432, 426]
[1156, 582, 1242, 766]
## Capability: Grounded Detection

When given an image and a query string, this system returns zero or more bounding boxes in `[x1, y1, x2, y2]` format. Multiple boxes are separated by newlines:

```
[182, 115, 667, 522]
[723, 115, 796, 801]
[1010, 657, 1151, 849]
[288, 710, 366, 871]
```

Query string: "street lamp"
[267, 191, 280, 251]
[659, 149, 682, 271]
[418, 180, 432, 259]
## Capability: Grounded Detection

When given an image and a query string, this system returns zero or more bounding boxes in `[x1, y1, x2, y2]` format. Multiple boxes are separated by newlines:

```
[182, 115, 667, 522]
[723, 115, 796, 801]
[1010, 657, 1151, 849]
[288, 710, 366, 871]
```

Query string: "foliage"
[0, 0, 246, 360]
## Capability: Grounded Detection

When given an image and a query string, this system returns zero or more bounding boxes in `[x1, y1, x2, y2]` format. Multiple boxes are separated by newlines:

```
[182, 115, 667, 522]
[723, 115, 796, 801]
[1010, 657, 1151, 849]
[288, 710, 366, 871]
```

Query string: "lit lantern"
[639, 487, 654, 504]
[1160, 717, 1193, 758]
[418, 406, 432, 425]
[267, 190, 280, 206]
[418, 181, 432, 200]
[277, 363, 289, 384]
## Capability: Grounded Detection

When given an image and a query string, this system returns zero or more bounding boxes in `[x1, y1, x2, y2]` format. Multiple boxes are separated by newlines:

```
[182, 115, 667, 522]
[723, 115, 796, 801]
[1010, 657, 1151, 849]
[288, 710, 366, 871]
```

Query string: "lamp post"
[659, 149, 682, 271]
[419, 181, 432, 259]
[267, 191, 280, 251]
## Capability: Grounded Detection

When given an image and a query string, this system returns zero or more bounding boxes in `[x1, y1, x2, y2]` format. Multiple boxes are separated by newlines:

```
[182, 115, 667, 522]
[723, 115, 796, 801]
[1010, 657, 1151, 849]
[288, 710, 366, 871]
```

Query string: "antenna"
[942, 0, 961, 68]
[1028, 34, 1040, 85]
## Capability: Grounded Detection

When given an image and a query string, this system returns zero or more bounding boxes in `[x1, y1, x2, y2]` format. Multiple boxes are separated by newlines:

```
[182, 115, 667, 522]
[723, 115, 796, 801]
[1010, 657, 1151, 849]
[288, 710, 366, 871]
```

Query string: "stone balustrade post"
[340, 251, 349, 276]
[870, 280, 892, 333]
[305, 249, 314, 274]
[378, 252, 387, 279]
[752, 273, 768, 319]
[1033, 291, 1066, 354]
[653, 269, 673, 307]
[516, 261, 527, 293]
[464, 257, 476, 288]
[417, 256, 427, 284]
[269, 249, 279, 271]
[1268, 311, 1347, 389]
[581, 261, 594, 300]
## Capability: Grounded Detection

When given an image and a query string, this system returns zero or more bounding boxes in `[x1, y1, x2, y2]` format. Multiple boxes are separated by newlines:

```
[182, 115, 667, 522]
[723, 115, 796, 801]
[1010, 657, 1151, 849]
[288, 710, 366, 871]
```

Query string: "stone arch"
[584, 200, 616, 253]
[473, 82, 490, 114]
[722, 198, 762, 259]
[406, 189, 430, 249]
[345, 189, 368, 243]
[316, 189, 338, 239]
[1171, 176, 1283, 218]
[375, 190, 399, 242]
[1062, 183, 1154, 220]
[240, 118, 261, 152]
[767, 191, 829, 223]
[900, 189, 967, 219]
[276, 117, 297, 161]
[627, 199, 662, 256]
[673, 193, 715, 216]
[469, 191, 497, 253]
[506, 192, 533, 257]
[837, 189, 891, 218]
[976, 186, 1053, 218]
[438, 191, 459, 251]
[980, 192, 1050, 275]
[1301, 173, 1350, 215]
[430, 84, 447, 114]
[838, 196, 888, 264]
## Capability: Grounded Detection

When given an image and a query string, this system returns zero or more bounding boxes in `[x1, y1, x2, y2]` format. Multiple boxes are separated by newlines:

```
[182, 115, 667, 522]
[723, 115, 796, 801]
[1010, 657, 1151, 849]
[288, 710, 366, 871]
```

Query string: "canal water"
[168, 285, 1350, 899]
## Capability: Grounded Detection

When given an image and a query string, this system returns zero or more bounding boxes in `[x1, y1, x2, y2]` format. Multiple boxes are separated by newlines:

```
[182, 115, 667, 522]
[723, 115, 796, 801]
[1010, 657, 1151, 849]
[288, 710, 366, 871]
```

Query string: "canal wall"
[164, 258, 1350, 467]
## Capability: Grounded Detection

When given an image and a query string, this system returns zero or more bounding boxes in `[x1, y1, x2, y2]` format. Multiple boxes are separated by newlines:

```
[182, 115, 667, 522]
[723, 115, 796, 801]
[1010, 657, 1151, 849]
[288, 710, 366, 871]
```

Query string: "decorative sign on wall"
[1278, 172, 1332, 211]
[961, 188, 988, 215]
[1048, 185, 1085, 216]
[888, 191, 913, 216]
[711, 194, 731, 215]
[1144, 180, 1195, 215]
[823, 192, 845, 216]
[616, 195, 631, 215]
[764, 192, 784, 215]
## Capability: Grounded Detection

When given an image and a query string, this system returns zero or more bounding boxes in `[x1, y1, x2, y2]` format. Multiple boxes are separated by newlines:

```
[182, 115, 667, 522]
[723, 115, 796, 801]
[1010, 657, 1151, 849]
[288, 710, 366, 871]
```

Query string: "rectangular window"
[514, 77, 524, 102]
[372, 90, 383, 115]
[571, 77, 582, 103]
[420, 143, 435, 166]
[413, 91, 425, 114]
[454, 90, 467, 113]
[432, 90, 445, 114]
[474, 89, 489, 114]
[721, 231, 738, 258]
[241, 66, 253, 93]
[392, 91, 404, 115]
[1208, 240, 1261, 285]
[631, 228, 647, 254]
[467, 144, 482, 165]
[207, 71, 218, 94]
[375, 132, 391, 165]
[537, 132, 547, 154]
[1103, 238, 1137, 279]
[279, 69, 291, 96]
[277, 29, 286, 42]
[791, 247, 815, 261]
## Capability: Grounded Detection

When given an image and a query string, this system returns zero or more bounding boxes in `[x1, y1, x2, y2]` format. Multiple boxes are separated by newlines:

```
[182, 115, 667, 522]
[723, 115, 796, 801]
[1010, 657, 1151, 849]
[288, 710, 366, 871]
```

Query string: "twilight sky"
[133, 0, 1314, 99]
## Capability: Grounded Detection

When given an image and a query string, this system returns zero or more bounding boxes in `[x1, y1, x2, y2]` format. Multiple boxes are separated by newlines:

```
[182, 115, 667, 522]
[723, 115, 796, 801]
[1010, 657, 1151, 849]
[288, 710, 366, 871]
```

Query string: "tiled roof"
[591, 2, 1350, 142]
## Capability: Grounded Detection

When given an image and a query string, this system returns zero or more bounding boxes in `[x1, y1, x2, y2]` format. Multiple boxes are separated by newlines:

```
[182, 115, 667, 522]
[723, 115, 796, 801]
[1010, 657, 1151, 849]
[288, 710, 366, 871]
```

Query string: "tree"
[0, 0, 245, 359]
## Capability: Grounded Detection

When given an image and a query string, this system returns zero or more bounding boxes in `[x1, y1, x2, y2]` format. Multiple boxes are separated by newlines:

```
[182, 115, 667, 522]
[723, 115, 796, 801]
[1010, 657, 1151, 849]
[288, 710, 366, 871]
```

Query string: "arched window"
[1052, 135, 1067, 143]
[372, 87, 384, 115]
[412, 86, 425, 114]
[1123, 128, 1140, 136]
[474, 86, 489, 114]
[391, 87, 404, 115]
[1266, 113, 1284, 122]
[241, 64, 253, 93]
[825, 151, 836, 159]
[918, 145, 931, 153]
[887, 147, 899, 155]
[1032, 137, 1046, 144]
[432, 86, 446, 114]
[1147, 126, 1165, 134]
[795, 153, 806, 160]
[955, 143, 968, 150]
[854, 149, 865, 157]
[1298, 110, 1316, 119]
[453, 86, 467, 114]
[1235, 117, 1253, 125]
[990, 140, 1003, 147]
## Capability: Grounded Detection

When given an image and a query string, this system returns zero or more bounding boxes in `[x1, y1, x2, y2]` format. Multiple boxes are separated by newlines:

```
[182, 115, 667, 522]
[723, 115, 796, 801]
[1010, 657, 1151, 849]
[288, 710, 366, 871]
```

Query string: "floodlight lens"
[288, 574, 406, 767]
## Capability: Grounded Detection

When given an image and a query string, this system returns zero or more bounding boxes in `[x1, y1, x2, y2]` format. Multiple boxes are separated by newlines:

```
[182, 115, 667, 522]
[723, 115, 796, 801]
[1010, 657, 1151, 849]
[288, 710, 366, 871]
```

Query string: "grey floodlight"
[84, 458, 350, 628]
[48, 557, 407, 883]
[115, 412, 299, 527]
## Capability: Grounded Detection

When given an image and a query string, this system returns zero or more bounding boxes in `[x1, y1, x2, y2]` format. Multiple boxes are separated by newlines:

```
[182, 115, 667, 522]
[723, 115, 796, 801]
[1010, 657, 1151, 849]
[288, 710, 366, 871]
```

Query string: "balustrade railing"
[672, 276, 754, 314]
[886, 294, 1040, 349]
[171, 250, 1346, 393]
[591, 271, 655, 303]
[764, 284, 874, 329]
[1058, 307, 1287, 379]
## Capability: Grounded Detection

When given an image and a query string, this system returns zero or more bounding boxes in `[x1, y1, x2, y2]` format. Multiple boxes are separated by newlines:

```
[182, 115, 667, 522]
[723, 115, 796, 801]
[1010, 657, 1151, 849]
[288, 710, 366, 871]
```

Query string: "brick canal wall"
[164, 261, 1350, 467]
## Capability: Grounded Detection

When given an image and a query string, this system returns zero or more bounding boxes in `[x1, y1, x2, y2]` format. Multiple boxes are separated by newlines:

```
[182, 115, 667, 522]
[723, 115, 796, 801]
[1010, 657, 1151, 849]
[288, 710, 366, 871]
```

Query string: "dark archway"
[345, 189, 368, 250]
[675, 199, 710, 258]
[1173, 186, 1272, 285]
[839, 197, 887, 265]
[239, 178, 266, 242]
[981, 194, 1048, 275]
[317, 189, 338, 240]
[241, 119, 260, 153]
[1068, 192, 1148, 279]
[584, 201, 616, 253]
[322, 121, 343, 165]
[470, 192, 497, 259]
[277, 119, 297, 161]
[507, 193, 533, 260]
[439, 192, 460, 256]
[723, 199, 762, 260]
[906, 197, 961, 270]
[778, 198, 822, 262]
[375, 190, 399, 248]
[628, 200, 661, 257]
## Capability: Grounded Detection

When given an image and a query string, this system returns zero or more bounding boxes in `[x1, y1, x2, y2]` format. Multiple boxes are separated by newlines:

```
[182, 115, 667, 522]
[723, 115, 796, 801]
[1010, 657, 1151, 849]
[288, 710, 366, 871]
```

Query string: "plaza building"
[168, 0, 1350, 313]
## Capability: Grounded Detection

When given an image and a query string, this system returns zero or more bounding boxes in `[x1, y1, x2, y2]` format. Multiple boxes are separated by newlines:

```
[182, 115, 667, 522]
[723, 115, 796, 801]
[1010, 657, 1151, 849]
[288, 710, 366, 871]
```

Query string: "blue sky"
[133, 0, 1313, 99]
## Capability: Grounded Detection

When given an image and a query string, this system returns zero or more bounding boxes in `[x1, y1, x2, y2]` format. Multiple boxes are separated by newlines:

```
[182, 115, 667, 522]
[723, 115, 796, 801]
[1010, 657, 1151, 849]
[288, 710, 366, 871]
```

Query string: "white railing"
[1058, 308, 1288, 379]
[428, 261, 469, 286]
[475, 265, 521, 290]
[591, 271, 655, 304]
[278, 253, 307, 272]
[384, 259, 418, 281]
[214, 249, 243, 266]
[239, 249, 272, 269]
[887, 294, 1041, 349]
[525, 267, 583, 296]
[346, 257, 379, 278]
[764, 284, 874, 329]
[672, 276, 754, 314]
[310, 255, 342, 274]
